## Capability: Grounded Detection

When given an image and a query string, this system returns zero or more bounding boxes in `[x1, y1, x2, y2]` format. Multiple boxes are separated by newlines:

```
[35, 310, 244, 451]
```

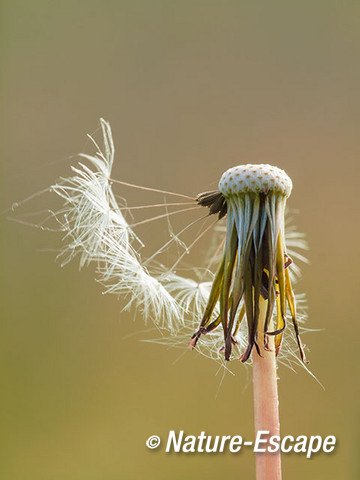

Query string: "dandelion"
[193, 164, 309, 478]
[20, 119, 310, 480]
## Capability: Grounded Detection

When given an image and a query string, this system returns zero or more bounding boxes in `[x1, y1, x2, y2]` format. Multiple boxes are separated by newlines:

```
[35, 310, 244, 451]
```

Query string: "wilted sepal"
[193, 187, 308, 365]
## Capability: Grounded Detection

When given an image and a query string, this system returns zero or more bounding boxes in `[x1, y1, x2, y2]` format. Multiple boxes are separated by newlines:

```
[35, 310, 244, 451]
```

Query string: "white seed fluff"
[218, 164, 292, 197]
[51, 118, 183, 331]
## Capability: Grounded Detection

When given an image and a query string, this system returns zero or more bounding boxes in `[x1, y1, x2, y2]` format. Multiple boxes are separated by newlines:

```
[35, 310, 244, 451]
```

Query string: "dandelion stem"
[252, 296, 282, 480]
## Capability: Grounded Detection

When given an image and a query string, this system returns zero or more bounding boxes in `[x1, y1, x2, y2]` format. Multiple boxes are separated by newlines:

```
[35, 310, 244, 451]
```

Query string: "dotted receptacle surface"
[218, 164, 292, 197]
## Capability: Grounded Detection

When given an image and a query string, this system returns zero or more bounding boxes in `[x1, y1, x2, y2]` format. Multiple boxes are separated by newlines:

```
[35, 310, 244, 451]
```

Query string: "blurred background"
[1, 1, 359, 479]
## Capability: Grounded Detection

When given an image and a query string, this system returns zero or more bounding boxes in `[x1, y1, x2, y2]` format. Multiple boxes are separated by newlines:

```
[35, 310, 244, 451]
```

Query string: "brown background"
[1, 1, 359, 479]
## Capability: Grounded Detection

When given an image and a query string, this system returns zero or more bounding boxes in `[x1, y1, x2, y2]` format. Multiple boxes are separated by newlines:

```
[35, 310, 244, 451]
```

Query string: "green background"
[1, 1, 359, 479]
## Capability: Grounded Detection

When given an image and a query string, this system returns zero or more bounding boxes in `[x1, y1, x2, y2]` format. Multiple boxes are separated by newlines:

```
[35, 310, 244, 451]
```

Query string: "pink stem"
[252, 298, 282, 479]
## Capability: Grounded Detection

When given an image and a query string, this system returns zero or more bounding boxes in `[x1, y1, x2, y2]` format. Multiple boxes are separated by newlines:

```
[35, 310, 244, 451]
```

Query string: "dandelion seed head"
[37, 118, 310, 374]
[193, 163, 308, 365]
